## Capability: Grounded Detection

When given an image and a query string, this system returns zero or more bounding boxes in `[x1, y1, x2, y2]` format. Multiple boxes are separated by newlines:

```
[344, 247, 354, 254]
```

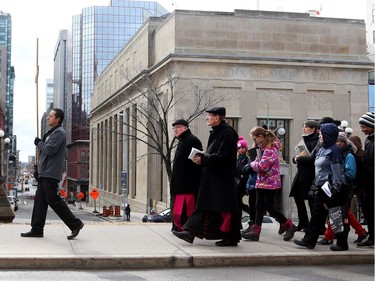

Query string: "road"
[0, 265, 373, 281]
[11, 182, 107, 224]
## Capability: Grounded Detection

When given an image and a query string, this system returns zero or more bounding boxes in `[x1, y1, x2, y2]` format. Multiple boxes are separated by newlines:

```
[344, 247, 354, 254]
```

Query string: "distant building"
[53, 0, 168, 202]
[46, 79, 54, 111]
[53, 30, 68, 129]
[0, 11, 14, 137]
[366, 0, 374, 111]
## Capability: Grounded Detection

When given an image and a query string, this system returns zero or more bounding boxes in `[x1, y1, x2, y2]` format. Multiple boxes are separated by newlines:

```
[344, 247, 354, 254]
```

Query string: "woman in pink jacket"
[241, 126, 297, 242]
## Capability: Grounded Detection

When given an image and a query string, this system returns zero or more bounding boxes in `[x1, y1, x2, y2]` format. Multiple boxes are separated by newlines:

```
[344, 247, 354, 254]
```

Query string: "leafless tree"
[116, 63, 226, 183]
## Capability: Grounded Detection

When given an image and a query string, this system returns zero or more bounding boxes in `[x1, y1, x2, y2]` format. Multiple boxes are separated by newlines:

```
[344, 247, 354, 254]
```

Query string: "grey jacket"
[37, 125, 66, 181]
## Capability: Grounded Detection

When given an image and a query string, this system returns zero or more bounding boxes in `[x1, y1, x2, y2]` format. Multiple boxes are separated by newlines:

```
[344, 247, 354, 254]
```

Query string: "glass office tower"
[64, 0, 168, 200]
[67, 0, 168, 143]
[0, 11, 13, 136]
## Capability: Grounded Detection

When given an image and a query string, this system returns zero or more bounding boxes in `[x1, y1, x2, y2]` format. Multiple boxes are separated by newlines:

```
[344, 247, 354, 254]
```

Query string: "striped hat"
[359, 112, 374, 128]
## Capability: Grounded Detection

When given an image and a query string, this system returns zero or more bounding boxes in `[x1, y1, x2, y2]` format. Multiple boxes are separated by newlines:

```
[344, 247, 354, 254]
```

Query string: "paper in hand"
[188, 147, 205, 160]
[321, 181, 332, 197]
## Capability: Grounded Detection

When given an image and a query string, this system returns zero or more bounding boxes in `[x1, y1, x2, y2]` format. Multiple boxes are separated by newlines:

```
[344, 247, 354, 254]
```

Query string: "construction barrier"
[109, 205, 114, 216]
[114, 205, 121, 217]
[102, 206, 109, 217]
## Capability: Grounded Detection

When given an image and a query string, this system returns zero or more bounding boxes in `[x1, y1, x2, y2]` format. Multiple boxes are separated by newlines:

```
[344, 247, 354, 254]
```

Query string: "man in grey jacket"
[21, 108, 84, 240]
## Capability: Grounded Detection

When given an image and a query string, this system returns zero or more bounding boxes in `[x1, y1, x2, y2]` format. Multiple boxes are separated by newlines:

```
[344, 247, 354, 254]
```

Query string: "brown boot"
[283, 219, 297, 241]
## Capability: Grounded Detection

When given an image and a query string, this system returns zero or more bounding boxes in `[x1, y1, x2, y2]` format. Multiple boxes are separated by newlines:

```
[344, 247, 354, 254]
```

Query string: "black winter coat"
[289, 132, 319, 199]
[196, 121, 239, 213]
[363, 133, 374, 188]
[170, 129, 203, 197]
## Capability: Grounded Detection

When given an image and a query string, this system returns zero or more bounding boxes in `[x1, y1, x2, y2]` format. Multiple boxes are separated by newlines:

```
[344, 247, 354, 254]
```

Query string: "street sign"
[121, 171, 126, 187]
[90, 189, 99, 200]
[77, 192, 85, 199]
[59, 189, 67, 198]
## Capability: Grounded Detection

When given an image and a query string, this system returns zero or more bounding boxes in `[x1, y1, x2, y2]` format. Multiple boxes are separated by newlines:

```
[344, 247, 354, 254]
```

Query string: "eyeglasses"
[173, 125, 185, 130]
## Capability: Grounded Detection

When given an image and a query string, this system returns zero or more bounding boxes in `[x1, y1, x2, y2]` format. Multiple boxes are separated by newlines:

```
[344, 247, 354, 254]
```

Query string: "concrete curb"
[0, 252, 373, 270]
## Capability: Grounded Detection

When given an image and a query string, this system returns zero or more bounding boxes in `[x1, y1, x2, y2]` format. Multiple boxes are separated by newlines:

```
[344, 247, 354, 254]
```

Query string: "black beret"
[205, 107, 226, 117]
[172, 119, 188, 127]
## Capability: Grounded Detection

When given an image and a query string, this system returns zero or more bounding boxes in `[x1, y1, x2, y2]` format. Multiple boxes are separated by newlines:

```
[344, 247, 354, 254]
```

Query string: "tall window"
[225, 117, 239, 132]
[257, 118, 290, 163]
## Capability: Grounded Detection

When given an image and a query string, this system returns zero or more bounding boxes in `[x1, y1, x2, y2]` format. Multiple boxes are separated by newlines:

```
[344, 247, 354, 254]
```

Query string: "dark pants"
[293, 196, 313, 228]
[31, 177, 82, 233]
[247, 189, 256, 222]
[304, 189, 349, 248]
[365, 184, 374, 241]
[255, 189, 287, 227]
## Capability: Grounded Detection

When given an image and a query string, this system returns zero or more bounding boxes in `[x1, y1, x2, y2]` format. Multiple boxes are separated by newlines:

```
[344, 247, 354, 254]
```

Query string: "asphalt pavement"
[0, 203, 374, 270]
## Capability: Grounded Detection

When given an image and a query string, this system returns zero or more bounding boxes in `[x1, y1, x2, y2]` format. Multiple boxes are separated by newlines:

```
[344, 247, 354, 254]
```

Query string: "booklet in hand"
[188, 147, 205, 160]
[321, 181, 332, 197]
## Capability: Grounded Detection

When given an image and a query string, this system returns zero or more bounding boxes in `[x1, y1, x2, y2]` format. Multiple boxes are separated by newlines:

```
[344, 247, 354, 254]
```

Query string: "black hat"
[205, 107, 226, 117]
[172, 119, 188, 127]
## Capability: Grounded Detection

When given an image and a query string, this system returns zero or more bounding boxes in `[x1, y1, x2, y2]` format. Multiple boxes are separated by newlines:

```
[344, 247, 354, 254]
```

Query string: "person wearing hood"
[172, 107, 242, 247]
[170, 119, 203, 232]
[294, 123, 348, 251]
[289, 120, 319, 231]
[318, 132, 368, 246]
[241, 126, 297, 242]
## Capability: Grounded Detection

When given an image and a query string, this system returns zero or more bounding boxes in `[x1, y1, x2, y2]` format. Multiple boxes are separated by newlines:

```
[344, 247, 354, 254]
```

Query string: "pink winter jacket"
[250, 141, 281, 190]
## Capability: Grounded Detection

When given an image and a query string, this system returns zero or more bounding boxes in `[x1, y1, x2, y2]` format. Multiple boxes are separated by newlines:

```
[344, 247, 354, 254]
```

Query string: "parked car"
[142, 208, 171, 223]
[7, 196, 18, 212]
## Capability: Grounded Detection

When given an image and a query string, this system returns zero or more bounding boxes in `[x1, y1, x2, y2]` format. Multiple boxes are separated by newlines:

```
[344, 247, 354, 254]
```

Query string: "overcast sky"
[0, 0, 367, 162]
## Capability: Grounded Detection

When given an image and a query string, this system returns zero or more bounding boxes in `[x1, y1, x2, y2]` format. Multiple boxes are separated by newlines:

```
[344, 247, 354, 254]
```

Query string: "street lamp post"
[0, 129, 14, 223]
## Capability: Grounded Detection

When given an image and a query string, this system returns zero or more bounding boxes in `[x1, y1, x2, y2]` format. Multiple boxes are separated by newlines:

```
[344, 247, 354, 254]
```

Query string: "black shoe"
[215, 239, 238, 247]
[356, 239, 374, 247]
[330, 245, 348, 251]
[317, 238, 333, 245]
[297, 224, 307, 231]
[67, 223, 84, 240]
[20, 231, 43, 238]
[293, 239, 315, 249]
[172, 230, 194, 244]
[353, 231, 368, 243]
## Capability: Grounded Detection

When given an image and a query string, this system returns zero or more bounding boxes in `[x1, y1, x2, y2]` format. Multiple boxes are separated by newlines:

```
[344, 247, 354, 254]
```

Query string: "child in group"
[242, 126, 297, 241]
[236, 136, 251, 215]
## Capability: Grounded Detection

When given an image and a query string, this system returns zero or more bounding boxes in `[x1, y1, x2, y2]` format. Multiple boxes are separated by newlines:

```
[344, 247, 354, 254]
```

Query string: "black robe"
[183, 121, 241, 241]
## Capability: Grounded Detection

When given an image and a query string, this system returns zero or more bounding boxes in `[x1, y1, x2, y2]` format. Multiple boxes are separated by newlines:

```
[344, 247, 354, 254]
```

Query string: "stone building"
[89, 10, 372, 215]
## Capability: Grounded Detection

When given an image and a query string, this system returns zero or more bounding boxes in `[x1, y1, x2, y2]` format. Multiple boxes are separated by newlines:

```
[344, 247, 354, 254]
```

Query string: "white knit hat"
[359, 112, 374, 128]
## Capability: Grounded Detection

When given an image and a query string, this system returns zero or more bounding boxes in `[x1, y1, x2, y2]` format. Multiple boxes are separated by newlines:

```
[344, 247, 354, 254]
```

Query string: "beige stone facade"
[89, 10, 372, 215]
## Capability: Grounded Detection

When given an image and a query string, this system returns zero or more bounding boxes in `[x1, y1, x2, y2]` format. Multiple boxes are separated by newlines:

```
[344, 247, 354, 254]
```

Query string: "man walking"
[125, 204, 131, 221]
[170, 119, 202, 231]
[21, 108, 84, 240]
[172, 107, 242, 246]
[357, 112, 374, 247]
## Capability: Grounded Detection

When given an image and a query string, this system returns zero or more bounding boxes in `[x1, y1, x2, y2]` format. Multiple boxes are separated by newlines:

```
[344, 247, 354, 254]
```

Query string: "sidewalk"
[1, 205, 373, 270]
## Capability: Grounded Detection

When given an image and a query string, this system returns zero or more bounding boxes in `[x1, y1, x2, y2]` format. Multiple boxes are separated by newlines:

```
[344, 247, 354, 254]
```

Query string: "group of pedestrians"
[293, 113, 374, 250]
[170, 107, 374, 250]
[171, 106, 297, 247]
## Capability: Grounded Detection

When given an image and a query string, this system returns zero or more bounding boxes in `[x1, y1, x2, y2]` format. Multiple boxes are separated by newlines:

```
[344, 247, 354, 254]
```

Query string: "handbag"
[328, 205, 347, 234]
